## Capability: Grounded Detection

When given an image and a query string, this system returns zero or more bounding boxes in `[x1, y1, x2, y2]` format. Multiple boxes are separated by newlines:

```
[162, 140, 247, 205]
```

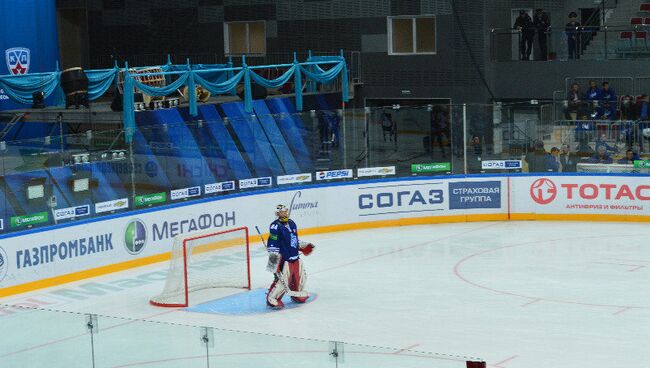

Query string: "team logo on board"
[124, 219, 147, 255]
[530, 178, 557, 205]
[0, 247, 8, 282]
[5, 47, 30, 75]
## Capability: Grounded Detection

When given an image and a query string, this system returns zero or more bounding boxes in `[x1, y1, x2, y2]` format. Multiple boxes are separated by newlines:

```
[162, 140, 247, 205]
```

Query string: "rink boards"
[0, 174, 649, 296]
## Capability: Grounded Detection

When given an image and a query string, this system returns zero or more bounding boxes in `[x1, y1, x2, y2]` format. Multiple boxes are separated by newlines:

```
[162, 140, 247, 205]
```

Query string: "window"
[224, 21, 266, 55]
[388, 16, 436, 55]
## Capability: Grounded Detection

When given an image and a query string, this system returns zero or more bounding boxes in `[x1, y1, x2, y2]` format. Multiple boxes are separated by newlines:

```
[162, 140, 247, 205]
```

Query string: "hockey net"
[150, 226, 251, 307]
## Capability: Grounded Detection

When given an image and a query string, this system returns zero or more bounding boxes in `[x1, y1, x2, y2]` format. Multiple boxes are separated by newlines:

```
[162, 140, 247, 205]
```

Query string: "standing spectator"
[565, 83, 584, 120]
[559, 143, 579, 172]
[327, 110, 340, 148]
[317, 110, 331, 150]
[467, 135, 483, 173]
[635, 95, 650, 152]
[620, 95, 636, 120]
[513, 10, 535, 61]
[430, 106, 448, 158]
[548, 147, 561, 172]
[585, 80, 601, 102]
[469, 106, 494, 153]
[533, 8, 551, 61]
[525, 140, 554, 172]
[617, 149, 641, 164]
[588, 145, 613, 164]
[636, 94, 649, 121]
[566, 12, 581, 59]
[381, 112, 396, 142]
[575, 114, 595, 143]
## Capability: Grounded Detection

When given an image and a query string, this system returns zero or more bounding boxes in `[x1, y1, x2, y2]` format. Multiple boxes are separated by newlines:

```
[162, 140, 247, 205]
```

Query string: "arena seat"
[620, 31, 633, 40]
[631, 17, 643, 25]
[640, 3, 650, 12]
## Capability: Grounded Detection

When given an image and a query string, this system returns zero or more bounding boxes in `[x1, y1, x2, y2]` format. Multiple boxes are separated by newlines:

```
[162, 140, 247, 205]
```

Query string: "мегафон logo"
[124, 219, 147, 255]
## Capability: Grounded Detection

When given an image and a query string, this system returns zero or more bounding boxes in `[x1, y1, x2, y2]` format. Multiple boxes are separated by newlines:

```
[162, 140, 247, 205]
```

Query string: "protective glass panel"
[0, 306, 93, 368]
[93, 315, 209, 368]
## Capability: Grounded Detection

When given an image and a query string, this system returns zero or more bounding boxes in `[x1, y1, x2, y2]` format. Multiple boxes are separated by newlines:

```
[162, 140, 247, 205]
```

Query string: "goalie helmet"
[275, 204, 289, 223]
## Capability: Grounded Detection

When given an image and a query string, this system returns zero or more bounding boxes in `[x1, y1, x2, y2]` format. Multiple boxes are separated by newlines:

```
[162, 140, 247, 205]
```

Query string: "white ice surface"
[1, 221, 648, 368]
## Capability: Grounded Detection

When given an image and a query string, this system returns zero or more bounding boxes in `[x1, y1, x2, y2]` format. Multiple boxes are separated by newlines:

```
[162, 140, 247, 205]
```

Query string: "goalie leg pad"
[267, 263, 290, 308]
[289, 259, 309, 303]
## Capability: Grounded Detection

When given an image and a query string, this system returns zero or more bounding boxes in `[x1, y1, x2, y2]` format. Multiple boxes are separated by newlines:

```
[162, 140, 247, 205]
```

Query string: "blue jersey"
[267, 219, 300, 262]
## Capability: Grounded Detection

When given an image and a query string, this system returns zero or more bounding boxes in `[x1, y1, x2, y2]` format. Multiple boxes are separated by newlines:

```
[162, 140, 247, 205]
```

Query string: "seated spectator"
[575, 139, 595, 158]
[525, 140, 556, 172]
[588, 145, 613, 164]
[596, 100, 615, 120]
[585, 80, 601, 102]
[559, 143, 579, 172]
[617, 149, 641, 164]
[600, 82, 617, 105]
[595, 134, 619, 155]
[548, 147, 561, 172]
[564, 83, 584, 120]
[620, 95, 636, 120]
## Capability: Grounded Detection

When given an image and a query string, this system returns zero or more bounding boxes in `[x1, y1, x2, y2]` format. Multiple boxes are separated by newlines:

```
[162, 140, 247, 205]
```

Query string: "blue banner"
[0, 0, 60, 110]
[449, 181, 501, 209]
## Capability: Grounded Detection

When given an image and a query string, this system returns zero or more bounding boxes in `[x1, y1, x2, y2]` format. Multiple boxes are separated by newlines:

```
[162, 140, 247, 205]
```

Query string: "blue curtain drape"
[0, 54, 349, 142]
[0, 72, 62, 105]
[86, 67, 119, 101]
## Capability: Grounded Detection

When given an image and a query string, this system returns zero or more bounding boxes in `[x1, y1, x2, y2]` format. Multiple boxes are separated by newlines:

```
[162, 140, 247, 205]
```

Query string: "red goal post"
[150, 226, 251, 307]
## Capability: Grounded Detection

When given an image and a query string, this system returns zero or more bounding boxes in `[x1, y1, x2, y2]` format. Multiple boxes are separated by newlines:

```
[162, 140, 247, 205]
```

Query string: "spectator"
[636, 94, 649, 121]
[513, 10, 535, 61]
[575, 139, 595, 158]
[559, 143, 579, 172]
[575, 114, 594, 143]
[617, 149, 641, 164]
[327, 110, 340, 148]
[381, 112, 396, 142]
[564, 83, 584, 120]
[595, 134, 618, 155]
[620, 95, 636, 120]
[318, 110, 331, 149]
[566, 12, 581, 59]
[601, 82, 617, 103]
[533, 8, 551, 61]
[596, 100, 615, 120]
[430, 106, 448, 158]
[548, 147, 561, 172]
[467, 135, 483, 173]
[469, 106, 494, 153]
[585, 80, 601, 102]
[525, 140, 555, 172]
[588, 145, 613, 164]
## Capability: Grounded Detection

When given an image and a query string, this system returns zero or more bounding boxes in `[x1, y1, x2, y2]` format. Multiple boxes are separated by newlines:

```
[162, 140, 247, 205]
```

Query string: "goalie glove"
[266, 252, 281, 272]
[298, 241, 315, 256]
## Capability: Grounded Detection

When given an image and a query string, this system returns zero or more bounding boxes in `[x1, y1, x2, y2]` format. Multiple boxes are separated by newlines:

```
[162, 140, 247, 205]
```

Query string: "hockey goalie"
[266, 204, 315, 309]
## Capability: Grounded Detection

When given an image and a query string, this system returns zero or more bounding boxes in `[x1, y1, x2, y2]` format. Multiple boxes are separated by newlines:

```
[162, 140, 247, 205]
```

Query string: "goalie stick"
[255, 226, 308, 298]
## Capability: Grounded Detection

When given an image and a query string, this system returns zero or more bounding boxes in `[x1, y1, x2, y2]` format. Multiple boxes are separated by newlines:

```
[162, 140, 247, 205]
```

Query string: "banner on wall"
[0, 177, 508, 289]
[0, 0, 61, 110]
[512, 176, 650, 215]
[6, 175, 650, 292]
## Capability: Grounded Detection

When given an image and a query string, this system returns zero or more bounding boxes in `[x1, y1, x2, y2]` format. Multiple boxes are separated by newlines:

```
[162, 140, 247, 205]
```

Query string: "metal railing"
[490, 25, 650, 61]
